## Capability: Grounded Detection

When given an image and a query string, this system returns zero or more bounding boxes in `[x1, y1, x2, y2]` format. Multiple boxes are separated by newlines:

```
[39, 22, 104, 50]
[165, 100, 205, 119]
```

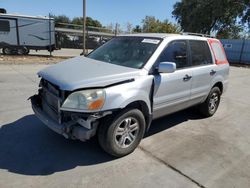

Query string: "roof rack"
[181, 32, 215, 38]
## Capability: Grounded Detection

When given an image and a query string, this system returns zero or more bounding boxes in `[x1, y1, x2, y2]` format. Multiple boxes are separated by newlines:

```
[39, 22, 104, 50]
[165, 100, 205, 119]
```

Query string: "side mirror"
[158, 62, 176, 73]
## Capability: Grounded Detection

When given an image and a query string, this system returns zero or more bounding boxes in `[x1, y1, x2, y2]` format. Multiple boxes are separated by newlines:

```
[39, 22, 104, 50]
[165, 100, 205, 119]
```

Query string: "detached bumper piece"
[30, 95, 97, 141]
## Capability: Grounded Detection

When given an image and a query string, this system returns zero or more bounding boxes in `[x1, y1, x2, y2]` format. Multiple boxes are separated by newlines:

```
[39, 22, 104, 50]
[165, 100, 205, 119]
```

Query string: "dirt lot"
[0, 62, 250, 188]
[0, 55, 67, 65]
[0, 48, 86, 64]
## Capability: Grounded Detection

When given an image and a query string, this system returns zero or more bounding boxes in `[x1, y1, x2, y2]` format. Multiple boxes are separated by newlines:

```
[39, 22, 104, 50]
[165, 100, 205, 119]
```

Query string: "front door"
[153, 40, 193, 119]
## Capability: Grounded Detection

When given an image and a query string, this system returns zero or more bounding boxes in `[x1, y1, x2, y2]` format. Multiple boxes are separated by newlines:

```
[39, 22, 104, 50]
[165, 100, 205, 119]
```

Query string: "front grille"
[40, 79, 62, 122]
[41, 79, 60, 97]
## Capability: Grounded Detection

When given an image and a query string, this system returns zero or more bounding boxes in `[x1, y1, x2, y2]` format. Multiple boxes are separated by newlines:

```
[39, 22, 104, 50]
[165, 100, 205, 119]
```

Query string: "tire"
[17, 47, 29, 55]
[24, 48, 30, 55]
[199, 87, 221, 117]
[98, 108, 146, 157]
[2, 47, 13, 55]
[17, 48, 26, 55]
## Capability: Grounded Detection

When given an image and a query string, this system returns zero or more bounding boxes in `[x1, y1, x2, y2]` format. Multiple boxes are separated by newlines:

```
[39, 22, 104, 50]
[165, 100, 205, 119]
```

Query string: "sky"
[0, 0, 178, 27]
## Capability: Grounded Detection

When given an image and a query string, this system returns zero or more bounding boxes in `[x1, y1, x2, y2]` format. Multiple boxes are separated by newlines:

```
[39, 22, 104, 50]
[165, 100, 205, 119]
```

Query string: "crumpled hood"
[38, 56, 142, 91]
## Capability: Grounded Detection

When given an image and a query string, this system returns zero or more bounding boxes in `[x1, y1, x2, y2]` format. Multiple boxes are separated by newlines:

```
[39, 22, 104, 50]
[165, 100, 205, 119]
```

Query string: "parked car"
[30, 33, 229, 157]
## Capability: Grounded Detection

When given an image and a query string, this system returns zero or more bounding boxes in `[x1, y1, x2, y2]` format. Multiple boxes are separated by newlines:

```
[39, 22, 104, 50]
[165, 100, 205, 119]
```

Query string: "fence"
[55, 23, 114, 50]
[221, 39, 250, 64]
[55, 25, 250, 63]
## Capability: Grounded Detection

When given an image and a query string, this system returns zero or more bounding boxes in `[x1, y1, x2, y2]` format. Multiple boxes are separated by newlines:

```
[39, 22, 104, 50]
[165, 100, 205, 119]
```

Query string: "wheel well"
[125, 101, 151, 130]
[213, 82, 223, 93]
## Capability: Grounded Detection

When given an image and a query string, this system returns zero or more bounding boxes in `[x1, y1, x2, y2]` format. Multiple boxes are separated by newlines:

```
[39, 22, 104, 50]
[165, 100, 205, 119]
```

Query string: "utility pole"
[82, 0, 86, 55]
[49, 13, 52, 57]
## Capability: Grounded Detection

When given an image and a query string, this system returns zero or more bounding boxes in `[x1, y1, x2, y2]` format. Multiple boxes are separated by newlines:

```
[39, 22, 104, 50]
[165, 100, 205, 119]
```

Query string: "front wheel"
[199, 87, 221, 117]
[98, 108, 146, 157]
[2, 47, 13, 55]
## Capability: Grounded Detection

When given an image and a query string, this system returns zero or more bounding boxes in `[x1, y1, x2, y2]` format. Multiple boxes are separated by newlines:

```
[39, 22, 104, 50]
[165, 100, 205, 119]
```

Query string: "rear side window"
[211, 43, 226, 61]
[0, 20, 10, 32]
[189, 41, 213, 66]
[208, 39, 228, 65]
[158, 40, 189, 69]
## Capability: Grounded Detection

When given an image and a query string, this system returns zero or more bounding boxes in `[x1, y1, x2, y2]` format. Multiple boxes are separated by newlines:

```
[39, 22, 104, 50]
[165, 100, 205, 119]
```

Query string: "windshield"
[87, 37, 162, 69]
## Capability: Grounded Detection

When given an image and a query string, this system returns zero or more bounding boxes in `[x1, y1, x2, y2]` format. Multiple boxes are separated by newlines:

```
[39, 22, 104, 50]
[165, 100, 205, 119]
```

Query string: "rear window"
[0, 20, 10, 32]
[189, 40, 213, 66]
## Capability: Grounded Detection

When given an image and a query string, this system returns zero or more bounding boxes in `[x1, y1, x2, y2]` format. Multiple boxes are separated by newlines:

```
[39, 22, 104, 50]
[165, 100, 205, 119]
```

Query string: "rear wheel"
[24, 48, 30, 55]
[17, 48, 26, 55]
[199, 87, 221, 117]
[18, 47, 30, 55]
[98, 108, 146, 157]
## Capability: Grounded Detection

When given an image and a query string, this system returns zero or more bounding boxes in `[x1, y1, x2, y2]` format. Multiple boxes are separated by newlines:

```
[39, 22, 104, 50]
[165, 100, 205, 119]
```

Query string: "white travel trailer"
[0, 13, 55, 55]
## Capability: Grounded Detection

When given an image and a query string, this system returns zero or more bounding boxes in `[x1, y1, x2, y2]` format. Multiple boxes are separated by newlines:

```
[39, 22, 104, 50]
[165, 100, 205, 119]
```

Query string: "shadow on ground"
[0, 109, 204, 176]
[146, 108, 204, 138]
[0, 115, 113, 176]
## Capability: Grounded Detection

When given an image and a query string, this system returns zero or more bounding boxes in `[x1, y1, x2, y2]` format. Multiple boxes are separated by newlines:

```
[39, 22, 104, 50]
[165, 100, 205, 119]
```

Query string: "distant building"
[220, 39, 250, 64]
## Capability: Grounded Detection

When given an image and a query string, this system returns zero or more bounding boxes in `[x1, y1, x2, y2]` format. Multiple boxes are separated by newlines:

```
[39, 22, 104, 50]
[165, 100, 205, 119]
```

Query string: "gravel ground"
[0, 48, 92, 64]
[0, 55, 68, 65]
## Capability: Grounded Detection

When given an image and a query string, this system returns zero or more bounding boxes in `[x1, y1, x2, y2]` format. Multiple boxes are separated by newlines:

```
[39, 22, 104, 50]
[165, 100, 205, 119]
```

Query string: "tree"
[133, 25, 142, 33]
[71, 17, 82, 26]
[172, 0, 250, 35]
[241, 0, 250, 26]
[51, 15, 103, 28]
[142, 16, 180, 33]
[106, 23, 114, 31]
[125, 22, 133, 33]
[51, 15, 71, 48]
[216, 24, 244, 39]
[72, 17, 102, 28]
[51, 15, 71, 26]
[86, 17, 102, 28]
[106, 23, 122, 34]
[114, 23, 122, 34]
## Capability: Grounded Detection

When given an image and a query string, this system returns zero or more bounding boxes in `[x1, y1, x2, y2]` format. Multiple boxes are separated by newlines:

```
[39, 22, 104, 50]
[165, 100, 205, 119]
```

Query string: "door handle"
[210, 70, 217, 76]
[183, 74, 192, 81]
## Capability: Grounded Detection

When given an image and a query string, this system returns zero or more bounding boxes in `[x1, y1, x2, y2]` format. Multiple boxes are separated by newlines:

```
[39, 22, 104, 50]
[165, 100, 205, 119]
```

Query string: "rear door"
[153, 40, 193, 119]
[188, 40, 217, 105]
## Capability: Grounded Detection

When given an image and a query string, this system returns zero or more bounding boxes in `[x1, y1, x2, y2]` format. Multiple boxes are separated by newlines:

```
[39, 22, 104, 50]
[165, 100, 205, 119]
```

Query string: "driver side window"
[158, 40, 189, 69]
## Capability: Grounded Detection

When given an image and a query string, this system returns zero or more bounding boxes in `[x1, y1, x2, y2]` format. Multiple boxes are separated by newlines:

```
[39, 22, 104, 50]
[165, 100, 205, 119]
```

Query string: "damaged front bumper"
[30, 95, 106, 141]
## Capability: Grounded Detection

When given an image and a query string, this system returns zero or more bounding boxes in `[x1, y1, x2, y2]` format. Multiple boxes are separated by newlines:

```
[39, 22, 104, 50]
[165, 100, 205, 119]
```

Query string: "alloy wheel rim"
[114, 117, 139, 149]
[209, 92, 219, 113]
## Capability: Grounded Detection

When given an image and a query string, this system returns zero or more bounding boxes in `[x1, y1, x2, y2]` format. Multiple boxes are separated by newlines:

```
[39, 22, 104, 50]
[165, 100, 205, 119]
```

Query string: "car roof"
[119, 33, 180, 39]
[119, 33, 214, 40]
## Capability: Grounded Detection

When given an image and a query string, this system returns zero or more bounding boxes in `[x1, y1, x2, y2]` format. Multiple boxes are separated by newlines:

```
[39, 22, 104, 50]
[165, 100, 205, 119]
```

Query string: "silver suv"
[31, 33, 229, 157]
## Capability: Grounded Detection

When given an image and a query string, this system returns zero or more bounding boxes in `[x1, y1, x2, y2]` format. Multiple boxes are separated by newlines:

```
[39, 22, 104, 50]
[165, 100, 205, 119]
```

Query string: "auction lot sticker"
[142, 39, 160, 44]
